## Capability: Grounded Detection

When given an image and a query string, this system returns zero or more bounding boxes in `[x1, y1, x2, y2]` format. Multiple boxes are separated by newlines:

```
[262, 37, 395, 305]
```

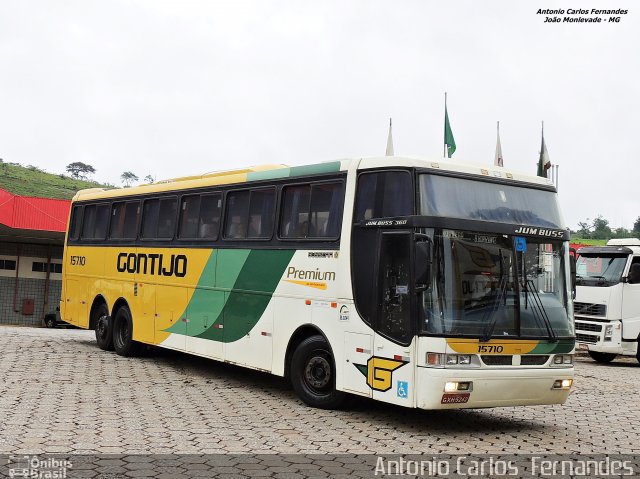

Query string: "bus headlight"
[552, 354, 573, 366]
[445, 381, 473, 392]
[604, 325, 613, 341]
[552, 379, 573, 390]
[427, 353, 478, 368]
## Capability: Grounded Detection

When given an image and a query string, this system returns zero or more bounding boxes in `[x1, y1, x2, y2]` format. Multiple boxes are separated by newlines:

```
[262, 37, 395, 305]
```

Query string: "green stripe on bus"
[289, 161, 341, 177]
[246, 168, 291, 182]
[245, 161, 341, 183]
[194, 249, 295, 342]
[164, 249, 250, 336]
[529, 339, 575, 354]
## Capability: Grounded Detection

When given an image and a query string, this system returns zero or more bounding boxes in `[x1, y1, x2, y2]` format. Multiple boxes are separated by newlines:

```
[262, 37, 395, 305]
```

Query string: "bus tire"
[290, 335, 345, 409]
[44, 315, 57, 329]
[587, 350, 616, 363]
[112, 306, 141, 357]
[94, 304, 113, 351]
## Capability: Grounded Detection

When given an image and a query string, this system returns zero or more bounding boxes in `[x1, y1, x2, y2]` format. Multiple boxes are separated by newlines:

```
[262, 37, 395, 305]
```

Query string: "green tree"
[576, 219, 591, 238]
[591, 215, 612, 240]
[66, 162, 96, 179]
[633, 217, 640, 238]
[144, 174, 155, 184]
[120, 171, 139, 187]
[613, 227, 630, 238]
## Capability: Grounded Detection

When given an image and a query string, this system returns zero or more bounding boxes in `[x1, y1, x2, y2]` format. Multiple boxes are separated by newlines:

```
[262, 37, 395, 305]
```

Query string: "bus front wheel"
[94, 304, 113, 351]
[112, 306, 141, 357]
[290, 335, 345, 409]
[587, 351, 617, 363]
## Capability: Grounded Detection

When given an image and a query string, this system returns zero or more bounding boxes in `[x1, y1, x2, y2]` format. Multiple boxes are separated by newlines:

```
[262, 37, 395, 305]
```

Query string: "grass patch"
[570, 238, 608, 246]
[0, 163, 112, 200]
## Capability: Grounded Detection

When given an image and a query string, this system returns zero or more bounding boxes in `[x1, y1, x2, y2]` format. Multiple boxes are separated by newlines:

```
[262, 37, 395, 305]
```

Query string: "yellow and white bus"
[61, 157, 575, 409]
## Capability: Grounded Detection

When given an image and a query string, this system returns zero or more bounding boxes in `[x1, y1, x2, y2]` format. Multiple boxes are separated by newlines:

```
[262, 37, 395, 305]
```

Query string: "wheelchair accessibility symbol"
[397, 380, 409, 398]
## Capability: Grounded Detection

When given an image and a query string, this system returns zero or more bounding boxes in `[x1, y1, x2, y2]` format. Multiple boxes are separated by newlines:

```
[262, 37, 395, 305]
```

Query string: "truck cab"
[574, 238, 640, 363]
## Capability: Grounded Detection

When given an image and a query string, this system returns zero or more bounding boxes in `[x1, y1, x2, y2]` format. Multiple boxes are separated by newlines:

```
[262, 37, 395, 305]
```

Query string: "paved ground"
[0, 326, 639, 477]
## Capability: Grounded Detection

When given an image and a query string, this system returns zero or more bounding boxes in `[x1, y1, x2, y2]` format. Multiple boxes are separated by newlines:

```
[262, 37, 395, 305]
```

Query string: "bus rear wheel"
[587, 351, 617, 363]
[93, 303, 113, 351]
[290, 335, 345, 409]
[112, 306, 141, 357]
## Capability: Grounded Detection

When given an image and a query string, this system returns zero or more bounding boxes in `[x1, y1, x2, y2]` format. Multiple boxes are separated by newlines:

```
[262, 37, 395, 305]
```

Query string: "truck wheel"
[112, 306, 141, 357]
[94, 304, 113, 351]
[636, 338, 640, 364]
[587, 351, 617, 363]
[290, 335, 345, 409]
[44, 315, 57, 328]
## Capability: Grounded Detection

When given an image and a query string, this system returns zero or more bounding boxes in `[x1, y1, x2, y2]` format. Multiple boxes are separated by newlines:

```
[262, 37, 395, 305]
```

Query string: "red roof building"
[0, 188, 70, 327]
[0, 188, 70, 233]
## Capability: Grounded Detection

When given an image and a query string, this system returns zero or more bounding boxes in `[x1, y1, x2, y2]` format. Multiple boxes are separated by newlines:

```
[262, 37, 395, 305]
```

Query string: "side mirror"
[415, 235, 432, 290]
[629, 264, 640, 284]
[570, 253, 577, 299]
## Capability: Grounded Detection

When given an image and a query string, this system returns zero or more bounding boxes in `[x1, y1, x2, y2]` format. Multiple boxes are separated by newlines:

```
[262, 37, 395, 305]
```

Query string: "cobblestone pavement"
[0, 326, 639, 477]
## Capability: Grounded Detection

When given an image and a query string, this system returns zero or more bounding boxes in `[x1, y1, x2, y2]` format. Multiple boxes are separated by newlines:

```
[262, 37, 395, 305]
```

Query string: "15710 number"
[477, 345, 504, 353]
[70, 255, 86, 266]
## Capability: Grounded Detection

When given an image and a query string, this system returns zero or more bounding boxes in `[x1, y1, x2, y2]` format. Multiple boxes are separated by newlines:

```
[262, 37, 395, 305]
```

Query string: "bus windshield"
[575, 254, 628, 287]
[418, 229, 574, 339]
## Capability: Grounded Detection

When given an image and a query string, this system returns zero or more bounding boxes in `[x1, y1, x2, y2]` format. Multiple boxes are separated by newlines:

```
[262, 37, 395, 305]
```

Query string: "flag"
[494, 121, 503, 167]
[444, 97, 456, 158]
[385, 118, 394, 156]
[537, 123, 551, 177]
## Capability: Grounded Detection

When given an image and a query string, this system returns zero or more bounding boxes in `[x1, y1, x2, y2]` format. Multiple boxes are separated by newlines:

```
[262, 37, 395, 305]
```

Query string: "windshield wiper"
[524, 279, 557, 340]
[479, 276, 508, 342]
[480, 252, 509, 342]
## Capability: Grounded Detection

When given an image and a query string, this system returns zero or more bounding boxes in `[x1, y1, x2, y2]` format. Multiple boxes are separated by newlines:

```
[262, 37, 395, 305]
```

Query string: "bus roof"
[73, 156, 555, 202]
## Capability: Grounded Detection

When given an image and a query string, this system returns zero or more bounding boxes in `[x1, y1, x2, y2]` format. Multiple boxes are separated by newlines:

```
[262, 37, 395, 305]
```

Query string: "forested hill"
[0, 162, 111, 199]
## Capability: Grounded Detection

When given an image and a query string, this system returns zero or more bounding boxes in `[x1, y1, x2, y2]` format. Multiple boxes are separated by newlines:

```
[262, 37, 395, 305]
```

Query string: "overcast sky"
[0, 1, 638, 230]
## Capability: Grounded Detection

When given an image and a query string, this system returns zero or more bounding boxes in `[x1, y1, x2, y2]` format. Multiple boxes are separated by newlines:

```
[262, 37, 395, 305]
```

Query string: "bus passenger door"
[372, 231, 415, 406]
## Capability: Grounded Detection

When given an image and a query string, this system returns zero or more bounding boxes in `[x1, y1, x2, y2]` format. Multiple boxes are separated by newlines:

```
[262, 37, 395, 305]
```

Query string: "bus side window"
[354, 171, 413, 221]
[280, 185, 311, 238]
[198, 194, 221, 239]
[81, 204, 110, 240]
[142, 198, 177, 240]
[248, 189, 275, 239]
[68, 206, 83, 241]
[157, 198, 177, 239]
[224, 191, 250, 239]
[280, 182, 344, 239]
[110, 201, 139, 240]
[310, 182, 343, 238]
[178, 195, 201, 239]
[224, 189, 275, 240]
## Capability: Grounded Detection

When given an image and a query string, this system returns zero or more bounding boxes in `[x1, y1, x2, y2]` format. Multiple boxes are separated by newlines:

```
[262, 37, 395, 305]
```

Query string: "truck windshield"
[575, 254, 628, 286]
[418, 229, 574, 339]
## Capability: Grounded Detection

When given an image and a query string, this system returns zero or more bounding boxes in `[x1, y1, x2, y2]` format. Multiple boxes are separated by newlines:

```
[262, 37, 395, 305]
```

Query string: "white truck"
[574, 238, 640, 363]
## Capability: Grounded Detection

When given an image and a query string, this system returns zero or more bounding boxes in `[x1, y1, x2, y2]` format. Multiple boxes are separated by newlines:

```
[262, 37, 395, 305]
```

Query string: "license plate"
[441, 393, 470, 404]
[578, 343, 588, 350]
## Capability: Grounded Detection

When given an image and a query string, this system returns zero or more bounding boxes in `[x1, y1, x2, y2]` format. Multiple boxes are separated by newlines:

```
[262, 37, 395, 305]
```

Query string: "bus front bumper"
[415, 366, 574, 410]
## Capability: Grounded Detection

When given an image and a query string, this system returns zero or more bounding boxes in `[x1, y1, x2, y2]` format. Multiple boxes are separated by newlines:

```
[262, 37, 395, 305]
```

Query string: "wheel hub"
[305, 356, 331, 389]
[97, 316, 108, 338]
